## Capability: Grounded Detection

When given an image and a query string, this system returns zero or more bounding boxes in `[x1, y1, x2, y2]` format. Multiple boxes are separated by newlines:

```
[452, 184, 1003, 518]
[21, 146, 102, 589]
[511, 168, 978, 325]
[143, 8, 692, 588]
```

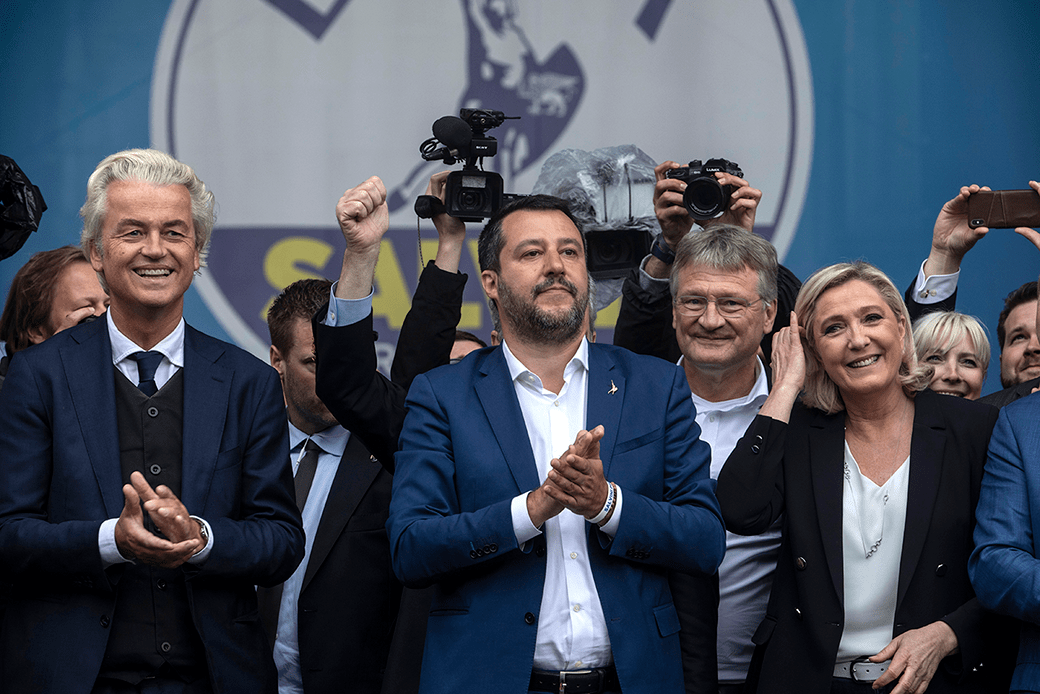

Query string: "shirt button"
[150, 464, 162, 475]
[157, 579, 167, 590]
[553, 401, 559, 407]
[575, 661, 583, 667]
[709, 416, 715, 422]
[573, 604, 581, 613]
[570, 552, 578, 559]
[147, 406, 159, 418]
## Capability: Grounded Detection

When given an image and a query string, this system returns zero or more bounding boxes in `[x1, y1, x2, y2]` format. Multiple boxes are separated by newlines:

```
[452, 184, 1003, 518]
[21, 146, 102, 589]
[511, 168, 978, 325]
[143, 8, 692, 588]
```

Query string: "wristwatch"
[650, 236, 675, 265]
[190, 515, 209, 555]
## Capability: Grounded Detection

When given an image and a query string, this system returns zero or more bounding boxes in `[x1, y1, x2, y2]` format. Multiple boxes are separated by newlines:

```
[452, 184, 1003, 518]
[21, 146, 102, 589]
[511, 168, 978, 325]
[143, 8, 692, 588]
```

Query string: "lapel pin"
[608, 380, 618, 395]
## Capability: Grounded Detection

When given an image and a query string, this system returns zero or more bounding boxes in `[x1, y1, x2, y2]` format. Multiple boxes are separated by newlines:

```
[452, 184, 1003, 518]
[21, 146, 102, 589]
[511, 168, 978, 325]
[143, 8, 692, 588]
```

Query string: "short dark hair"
[267, 278, 333, 355]
[477, 194, 587, 274]
[454, 329, 487, 349]
[997, 280, 1038, 349]
[0, 245, 92, 354]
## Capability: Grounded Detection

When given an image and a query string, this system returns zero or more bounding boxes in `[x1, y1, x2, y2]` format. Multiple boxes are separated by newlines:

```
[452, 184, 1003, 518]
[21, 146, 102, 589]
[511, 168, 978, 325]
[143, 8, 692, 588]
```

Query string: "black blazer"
[978, 376, 1040, 408]
[259, 435, 397, 694]
[716, 390, 1007, 694]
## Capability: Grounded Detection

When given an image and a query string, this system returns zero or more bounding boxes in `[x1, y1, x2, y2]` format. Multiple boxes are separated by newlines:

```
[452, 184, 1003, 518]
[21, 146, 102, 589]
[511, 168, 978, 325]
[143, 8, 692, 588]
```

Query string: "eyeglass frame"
[672, 294, 766, 318]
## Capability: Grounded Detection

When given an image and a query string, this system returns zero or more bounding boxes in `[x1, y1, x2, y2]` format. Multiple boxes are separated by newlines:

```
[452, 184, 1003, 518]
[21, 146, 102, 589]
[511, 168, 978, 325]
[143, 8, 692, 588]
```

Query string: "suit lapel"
[585, 345, 621, 479]
[897, 395, 944, 610]
[302, 435, 382, 591]
[180, 326, 232, 513]
[62, 320, 124, 518]
[475, 348, 540, 493]
[809, 409, 846, 604]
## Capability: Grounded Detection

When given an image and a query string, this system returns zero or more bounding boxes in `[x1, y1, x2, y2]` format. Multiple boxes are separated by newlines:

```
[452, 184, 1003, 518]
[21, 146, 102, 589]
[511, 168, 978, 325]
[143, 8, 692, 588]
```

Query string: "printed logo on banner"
[151, 0, 813, 360]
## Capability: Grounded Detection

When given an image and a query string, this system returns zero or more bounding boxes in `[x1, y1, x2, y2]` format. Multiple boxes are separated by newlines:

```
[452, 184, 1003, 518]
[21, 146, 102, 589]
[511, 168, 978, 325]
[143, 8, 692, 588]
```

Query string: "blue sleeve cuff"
[323, 283, 374, 327]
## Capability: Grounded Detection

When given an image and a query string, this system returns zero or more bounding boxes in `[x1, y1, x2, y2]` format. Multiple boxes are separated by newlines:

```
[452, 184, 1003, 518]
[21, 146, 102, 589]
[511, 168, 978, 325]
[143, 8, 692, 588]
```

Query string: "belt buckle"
[559, 669, 594, 694]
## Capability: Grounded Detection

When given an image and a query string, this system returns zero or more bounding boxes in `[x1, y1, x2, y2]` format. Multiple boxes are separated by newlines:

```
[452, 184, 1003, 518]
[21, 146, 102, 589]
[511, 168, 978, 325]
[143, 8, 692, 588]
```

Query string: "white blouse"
[836, 441, 910, 662]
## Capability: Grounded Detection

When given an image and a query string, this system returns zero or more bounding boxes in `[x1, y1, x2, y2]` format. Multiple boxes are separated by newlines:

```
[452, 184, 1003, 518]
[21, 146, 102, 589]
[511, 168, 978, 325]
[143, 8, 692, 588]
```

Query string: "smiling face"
[811, 279, 907, 401]
[31, 261, 109, 344]
[922, 333, 986, 399]
[672, 264, 775, 386]
[480, 209, 589, 346]
[89, 179, 200, 336]
[999, 299, 1040, 388]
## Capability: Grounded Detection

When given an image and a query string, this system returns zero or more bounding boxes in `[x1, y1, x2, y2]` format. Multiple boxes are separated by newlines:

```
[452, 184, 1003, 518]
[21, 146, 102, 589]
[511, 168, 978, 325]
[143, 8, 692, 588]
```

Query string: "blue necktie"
[294, 438, 322, 511]
[131, 351, 163, 397]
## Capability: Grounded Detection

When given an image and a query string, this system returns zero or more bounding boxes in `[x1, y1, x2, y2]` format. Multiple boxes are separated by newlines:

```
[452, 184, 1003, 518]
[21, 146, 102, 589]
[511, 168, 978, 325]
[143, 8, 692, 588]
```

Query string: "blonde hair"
[796, 261, 930, 414]
[80, 149, 215, 269]
[912, 310, 990, 379]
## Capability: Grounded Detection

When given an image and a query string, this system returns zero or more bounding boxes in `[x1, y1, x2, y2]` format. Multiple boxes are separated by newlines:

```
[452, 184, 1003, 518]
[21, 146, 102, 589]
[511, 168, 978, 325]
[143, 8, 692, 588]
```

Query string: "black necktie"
[294, 438, 321, 511]
[131, 351, 163, 397]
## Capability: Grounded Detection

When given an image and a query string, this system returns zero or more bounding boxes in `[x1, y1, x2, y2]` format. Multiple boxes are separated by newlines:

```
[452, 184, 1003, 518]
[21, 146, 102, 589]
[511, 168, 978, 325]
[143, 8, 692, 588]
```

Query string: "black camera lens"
[456, 187, 488, 212]
[684, 178, 728, 219]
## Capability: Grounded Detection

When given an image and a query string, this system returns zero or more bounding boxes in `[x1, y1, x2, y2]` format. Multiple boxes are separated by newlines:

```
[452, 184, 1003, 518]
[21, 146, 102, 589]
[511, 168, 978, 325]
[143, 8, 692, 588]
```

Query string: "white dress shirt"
[502, 338, 623, 670]
[273, 422, 351, 694]
[97, 312, 214, 566]
[684, 356, 782, 682]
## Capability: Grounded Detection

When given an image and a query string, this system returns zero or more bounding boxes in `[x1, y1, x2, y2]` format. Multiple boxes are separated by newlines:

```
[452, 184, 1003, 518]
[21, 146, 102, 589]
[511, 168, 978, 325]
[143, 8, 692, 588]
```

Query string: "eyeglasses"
[673, 295, 762, 318]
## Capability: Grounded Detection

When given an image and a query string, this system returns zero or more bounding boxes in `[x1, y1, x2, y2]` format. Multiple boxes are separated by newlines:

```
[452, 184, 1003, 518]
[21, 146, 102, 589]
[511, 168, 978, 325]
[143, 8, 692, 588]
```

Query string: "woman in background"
[912, 311, 989, 400]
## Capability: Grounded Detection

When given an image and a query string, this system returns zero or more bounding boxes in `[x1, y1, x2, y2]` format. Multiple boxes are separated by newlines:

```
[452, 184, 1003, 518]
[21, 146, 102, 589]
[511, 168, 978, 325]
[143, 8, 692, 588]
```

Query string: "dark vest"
[98, 368, 207, 684]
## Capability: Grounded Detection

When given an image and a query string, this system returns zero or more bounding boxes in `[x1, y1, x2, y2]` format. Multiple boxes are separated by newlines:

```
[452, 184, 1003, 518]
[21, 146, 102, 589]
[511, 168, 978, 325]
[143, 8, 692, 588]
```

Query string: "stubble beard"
[498, 275, 589, 346]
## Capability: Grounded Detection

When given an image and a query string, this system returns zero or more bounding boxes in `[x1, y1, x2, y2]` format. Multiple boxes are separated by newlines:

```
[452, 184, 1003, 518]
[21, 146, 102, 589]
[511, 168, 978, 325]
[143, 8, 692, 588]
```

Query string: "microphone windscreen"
[433, 116, 473, 151]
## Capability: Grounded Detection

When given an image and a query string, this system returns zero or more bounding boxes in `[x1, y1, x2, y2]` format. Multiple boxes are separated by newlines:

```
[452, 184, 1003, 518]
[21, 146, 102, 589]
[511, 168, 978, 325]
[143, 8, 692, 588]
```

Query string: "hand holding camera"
[654, 158, 761, 250]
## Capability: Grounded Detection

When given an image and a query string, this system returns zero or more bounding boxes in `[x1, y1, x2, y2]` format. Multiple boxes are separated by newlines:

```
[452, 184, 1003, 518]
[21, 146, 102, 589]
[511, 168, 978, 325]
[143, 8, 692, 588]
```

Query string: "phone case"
[967, 189, 1040, 229]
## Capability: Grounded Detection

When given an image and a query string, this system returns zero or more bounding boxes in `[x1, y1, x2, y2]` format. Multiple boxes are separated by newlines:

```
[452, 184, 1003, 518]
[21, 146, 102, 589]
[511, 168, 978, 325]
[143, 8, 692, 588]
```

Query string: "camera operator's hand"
[706, 172, 761, 233]
[924, 183, 990, 277]
[334, 176, 390, 301]
[428, 171, 467, 274]
[653, 160, 696, 247]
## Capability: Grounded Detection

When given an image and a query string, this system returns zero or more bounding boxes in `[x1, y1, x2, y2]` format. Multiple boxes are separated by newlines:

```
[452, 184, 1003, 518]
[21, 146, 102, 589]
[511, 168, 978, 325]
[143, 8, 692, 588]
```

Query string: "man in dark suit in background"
[0, 148, 304, 693]
[259, 278, 399, 694]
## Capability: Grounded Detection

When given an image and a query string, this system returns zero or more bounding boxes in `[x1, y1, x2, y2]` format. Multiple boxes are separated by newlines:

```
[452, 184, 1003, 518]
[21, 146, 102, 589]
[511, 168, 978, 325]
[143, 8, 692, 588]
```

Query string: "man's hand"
[428, 170, 467, 273]
[336, 175, 389, 253]
[114, 472, 201, 569]
[924, 184, 991, 277]
[334, 176, 390, 300]
[653, 160, 696, 249]
[868, 621, 959, 694]
[545, 426, 610, 522]
[49, 306, 105, 336]
[1013, 180, 1040, 252]
[705, 172, 761, 233]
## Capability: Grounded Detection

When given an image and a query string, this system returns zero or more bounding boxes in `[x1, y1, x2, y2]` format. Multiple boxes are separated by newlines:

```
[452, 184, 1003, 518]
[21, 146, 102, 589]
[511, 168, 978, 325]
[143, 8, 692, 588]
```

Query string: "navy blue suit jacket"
[970, 392, 1040, 691]
[0, 317, 304, 694]
[387, 342, 726, 694]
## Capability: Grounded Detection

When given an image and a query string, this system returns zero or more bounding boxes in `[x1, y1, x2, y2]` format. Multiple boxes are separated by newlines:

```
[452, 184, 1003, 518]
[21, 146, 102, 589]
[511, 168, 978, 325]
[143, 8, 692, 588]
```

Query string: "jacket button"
[524, 612, 536, 625]
[535, 546, 546, 557]
[161, 641, 172, 653]
[751, 444, 761, 453]
[795, 557, 807, 570]
[150, 464, 162, 475]
[489, 543, 498, 552]
[100, 615, 110, 628]
[483, 544, 492, 553]
[148, 406, 159, 418]
[469, 550, 478, 559]
[935, 563, 947, 577]
[157, 579, 167, 590]
[795, 608, 803, 620]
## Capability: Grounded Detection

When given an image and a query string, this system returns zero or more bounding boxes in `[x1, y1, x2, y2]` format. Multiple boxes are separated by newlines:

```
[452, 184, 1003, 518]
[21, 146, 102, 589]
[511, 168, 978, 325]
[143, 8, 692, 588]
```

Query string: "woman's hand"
[868, 620, 959, 693]
[757, 311, 806, 423]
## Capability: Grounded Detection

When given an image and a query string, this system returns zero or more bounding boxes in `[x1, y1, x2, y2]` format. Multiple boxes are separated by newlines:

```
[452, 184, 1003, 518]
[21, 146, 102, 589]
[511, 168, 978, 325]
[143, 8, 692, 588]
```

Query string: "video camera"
[415, 109, 521, 222]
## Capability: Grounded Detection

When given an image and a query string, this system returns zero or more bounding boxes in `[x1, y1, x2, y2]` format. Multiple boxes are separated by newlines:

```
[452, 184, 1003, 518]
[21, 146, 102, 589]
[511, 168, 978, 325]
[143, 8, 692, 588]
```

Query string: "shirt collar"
[106, 311, 185, 368]
[685, 355, 770, 413]
[288, 420, 350, 458]
[501, 337, 589, 391]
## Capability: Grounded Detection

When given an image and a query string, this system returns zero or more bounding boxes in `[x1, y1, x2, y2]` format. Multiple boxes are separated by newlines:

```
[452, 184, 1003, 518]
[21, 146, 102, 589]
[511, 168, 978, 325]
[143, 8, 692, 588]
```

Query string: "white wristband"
[588, 482, 616, 525]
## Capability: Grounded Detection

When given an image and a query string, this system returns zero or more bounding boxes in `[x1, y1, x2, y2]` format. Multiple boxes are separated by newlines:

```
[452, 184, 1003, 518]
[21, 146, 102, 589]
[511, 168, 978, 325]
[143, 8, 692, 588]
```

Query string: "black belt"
[529, 665, 619, 694]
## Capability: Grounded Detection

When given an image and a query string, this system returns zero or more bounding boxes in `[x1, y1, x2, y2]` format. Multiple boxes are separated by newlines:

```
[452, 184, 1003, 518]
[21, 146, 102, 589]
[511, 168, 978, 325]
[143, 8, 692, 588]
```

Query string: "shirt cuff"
[323, 283, 374, 326]
[598, 485, 623, 538]
[636, 255, 672, 294]
[511, 492, 543, 546]
[912, 259, 959, 305]
[187, 516, 214, 565]
[99, 518, 133, 567]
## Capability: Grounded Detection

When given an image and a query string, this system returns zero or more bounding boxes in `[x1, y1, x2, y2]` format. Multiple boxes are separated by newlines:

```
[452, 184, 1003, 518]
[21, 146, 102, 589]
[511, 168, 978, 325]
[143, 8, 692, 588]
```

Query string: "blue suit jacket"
[0, 317, 304, 694]
[387, 343, 726, 694]
[970, 392, 1040, 691]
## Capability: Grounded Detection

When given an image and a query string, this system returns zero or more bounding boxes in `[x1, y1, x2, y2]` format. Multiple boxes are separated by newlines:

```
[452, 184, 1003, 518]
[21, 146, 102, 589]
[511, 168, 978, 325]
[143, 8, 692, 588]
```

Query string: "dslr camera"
[664, 158, 743, 220]
[416, 108, 521, 222]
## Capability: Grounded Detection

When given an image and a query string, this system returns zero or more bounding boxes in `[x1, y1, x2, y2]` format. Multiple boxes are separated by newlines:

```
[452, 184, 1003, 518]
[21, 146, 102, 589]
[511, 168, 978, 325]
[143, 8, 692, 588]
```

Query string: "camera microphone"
[433, 116, 473, 155]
